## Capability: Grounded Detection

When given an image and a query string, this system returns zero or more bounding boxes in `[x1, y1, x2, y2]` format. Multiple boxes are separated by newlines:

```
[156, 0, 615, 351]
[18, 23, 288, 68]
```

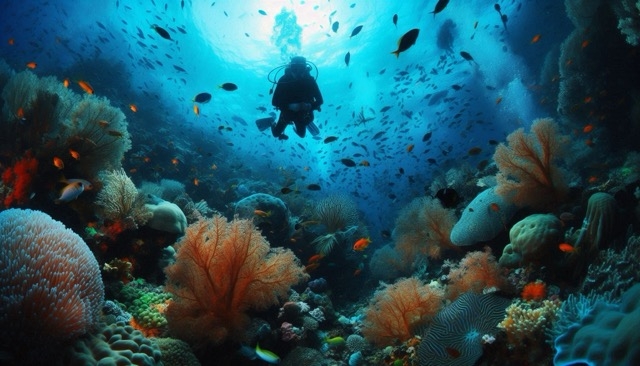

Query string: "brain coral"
[0, 208, 104, 361]
[499, 213, 563, 268]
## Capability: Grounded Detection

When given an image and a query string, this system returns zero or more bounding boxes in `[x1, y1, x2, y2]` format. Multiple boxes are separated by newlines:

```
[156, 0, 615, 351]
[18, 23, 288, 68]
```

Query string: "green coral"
[115, 279, 172, 332]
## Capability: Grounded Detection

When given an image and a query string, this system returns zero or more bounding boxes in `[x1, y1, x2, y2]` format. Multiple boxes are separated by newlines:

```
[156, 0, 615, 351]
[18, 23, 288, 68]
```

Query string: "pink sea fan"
[0, 208, 104, 360]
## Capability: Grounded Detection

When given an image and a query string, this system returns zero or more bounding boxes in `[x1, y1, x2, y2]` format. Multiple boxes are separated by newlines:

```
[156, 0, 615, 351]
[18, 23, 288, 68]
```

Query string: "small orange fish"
[353, 268, 362, 276]
[8, 38, 14, 45]
[193, 104, 200, 116]
[254, 209, 271, 218]
[143, 156, 151, 163]
[489, 202, 500, 212]
[52, 156, 64, 170]
[308, 254, 324, 263]
[171, 157, 179, 165]
[63, 78, 69, 88]
[359, 160, 370, 167]
[581, 40, 590, 49]
[558, 243, 575, 253]
[565, 59, 573, 66]
[77, 80, 94, 94]
[193, 178, 199, 186]
[26, 61, 37, 69]
[98, 120, 109, 127]
[129, 168, 138, 174]
[583, 124, 594, 133]
[585, 138, 595, 147]
[69, 149, 80, 160]
[530, 34, 541, 44]
[353, 237, 371, 251]
[587, 175, 598, 184]
[583, 96, 592, 104]
[16, 107, 24, 119]
[129, 104, 138, 113]
[406, 144, 414, 153]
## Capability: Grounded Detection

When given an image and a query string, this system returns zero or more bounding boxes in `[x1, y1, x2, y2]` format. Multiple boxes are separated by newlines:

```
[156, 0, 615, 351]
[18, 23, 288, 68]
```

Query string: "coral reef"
[417, 292, 512, 366]
[0, 209, 104, 361]
[574, 192, 617, 255]
[394, 197, 458, 265]
[164, 215, 308, 347]
[361, 277, 444, 346]
[498, 299, 560, 348]
[63, 321, 162, 365]
[554, 283, 640, 366]
[234, 192, 291, 244]
[499, 214, 563, 268]
[95, 168, 151, 235]
[447, 248, 508, 300]
[450, 187, 518, 247]
[1, 151, 38, 207]
[494, 118, 569, 210]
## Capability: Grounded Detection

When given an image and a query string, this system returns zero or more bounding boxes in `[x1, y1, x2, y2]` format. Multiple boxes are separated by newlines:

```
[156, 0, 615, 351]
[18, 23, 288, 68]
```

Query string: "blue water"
[0, 0, 574, 238]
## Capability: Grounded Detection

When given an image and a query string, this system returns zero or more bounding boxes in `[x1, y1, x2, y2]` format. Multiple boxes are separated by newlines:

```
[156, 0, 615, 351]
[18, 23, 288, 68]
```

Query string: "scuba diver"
[258, 56, 324, 140]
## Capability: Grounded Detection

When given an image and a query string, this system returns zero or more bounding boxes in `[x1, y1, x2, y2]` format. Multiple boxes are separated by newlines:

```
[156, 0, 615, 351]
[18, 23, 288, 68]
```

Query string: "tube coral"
[164, 215, 308, 347]
[493, 118, 569, 210]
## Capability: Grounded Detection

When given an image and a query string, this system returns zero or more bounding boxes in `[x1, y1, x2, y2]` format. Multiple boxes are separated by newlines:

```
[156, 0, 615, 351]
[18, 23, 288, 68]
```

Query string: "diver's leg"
[271, 114, 288, 138]
[293, 120, 307, 138]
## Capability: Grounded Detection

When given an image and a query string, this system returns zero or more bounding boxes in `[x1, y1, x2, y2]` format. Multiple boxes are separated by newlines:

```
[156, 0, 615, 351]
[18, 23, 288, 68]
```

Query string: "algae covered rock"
[499, 213, 562, 268]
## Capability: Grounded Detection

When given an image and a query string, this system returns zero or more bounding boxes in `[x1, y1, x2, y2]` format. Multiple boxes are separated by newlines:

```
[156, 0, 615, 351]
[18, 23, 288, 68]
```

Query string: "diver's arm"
[310, 80, 323, 111]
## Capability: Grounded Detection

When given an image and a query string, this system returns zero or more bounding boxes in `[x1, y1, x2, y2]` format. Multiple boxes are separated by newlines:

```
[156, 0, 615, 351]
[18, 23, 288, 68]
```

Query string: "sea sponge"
[235, 193, 292, 244]
[574, 192, 617, 255]
[0, 208, 104, 362]
[145, 200, 187, 234]
[499, 214, 563, 268]
[450, 187, 518, 246]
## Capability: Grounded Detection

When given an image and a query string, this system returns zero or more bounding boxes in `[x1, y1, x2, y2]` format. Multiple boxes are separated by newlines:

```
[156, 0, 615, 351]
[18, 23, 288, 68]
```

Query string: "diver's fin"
[255, 116, 275, 132]
[306, 121, 320, 136]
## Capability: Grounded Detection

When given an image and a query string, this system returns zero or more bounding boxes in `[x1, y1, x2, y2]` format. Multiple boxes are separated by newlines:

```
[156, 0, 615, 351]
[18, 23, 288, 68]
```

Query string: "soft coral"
[446, 247, 508, 300]
[1, 152, 38, 207]
[362, 277, 445, 346]
[164, 215, 308, 347]
[493, 118, 569, 210]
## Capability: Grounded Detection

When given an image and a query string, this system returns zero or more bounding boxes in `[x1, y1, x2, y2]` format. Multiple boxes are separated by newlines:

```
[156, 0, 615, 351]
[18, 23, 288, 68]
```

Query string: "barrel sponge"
[554, 284, 640, 366]
[0, 208, 104, 359]
[499, 214, 562, 267]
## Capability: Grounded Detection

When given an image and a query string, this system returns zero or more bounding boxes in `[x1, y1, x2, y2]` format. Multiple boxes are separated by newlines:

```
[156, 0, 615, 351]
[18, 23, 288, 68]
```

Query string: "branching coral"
[311, 194, 361, 254]
[447, 248, 508, 300]
[95, 169, 150, 235]
[164, 215, 308, 347]
[361, 277, 445, 346]
[494, 118, 569, 210]
[394, 197, 458, 268]
[498, 299, 560, 348]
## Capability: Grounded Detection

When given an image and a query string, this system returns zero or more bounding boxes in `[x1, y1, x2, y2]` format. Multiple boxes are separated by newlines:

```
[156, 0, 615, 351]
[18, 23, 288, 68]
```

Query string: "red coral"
[164, 215, 308, 347]
[447, 247, 508, 300]
[493, 118, 568, 210]
[361, 277, 445, 346]
[2, 152, 38, 207]
[521, 280, 547, 301]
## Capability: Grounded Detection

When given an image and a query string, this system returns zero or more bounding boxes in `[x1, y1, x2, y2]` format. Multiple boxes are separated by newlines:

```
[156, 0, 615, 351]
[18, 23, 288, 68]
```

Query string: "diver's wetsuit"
[271, 69, 323, 138]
